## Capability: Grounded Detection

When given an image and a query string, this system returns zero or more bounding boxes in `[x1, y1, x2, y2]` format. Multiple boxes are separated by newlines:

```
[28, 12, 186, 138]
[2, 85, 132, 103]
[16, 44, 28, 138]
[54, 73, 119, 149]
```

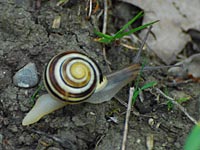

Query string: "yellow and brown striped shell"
[44, 51, 106, 103]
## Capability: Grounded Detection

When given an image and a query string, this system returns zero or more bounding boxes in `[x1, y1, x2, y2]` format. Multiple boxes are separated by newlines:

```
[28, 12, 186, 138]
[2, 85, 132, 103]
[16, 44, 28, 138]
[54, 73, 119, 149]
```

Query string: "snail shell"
[22, 51, 141, 126]
[44, 51, 107, 103]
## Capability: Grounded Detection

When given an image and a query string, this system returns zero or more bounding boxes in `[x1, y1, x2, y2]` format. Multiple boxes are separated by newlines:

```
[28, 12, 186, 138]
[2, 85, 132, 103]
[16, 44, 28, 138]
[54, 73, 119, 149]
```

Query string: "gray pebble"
[13, 63, 39, 88]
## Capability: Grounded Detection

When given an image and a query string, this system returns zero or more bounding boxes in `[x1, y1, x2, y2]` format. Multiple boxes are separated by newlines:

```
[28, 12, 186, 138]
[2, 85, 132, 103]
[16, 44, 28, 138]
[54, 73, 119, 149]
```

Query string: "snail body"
[22, 51, 140, 126]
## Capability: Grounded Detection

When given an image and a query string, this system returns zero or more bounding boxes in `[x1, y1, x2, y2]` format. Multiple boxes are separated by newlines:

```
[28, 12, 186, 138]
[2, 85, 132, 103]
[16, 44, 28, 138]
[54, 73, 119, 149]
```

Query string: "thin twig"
[121, 87, 135, 150]
[155, 88, 198, 125]
[134, 25, 152, 63]
[88, 0, 92, 19]
[102, 0, 111, 72]
[103, 46, 112, 72]
[165, 79, 193, 87]
[102, 0, 108, 34]
[114, 96, 128, 107]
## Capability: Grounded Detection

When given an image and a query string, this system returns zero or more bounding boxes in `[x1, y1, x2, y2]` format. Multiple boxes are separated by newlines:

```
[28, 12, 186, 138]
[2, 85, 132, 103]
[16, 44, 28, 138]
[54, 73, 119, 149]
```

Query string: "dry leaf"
[121, 0, 200, 64]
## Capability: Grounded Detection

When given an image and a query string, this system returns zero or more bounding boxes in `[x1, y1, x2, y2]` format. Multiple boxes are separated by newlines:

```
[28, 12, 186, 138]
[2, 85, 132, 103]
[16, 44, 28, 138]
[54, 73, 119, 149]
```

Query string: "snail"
[22, 51, 141, 125]
[22, 23, 179, 126]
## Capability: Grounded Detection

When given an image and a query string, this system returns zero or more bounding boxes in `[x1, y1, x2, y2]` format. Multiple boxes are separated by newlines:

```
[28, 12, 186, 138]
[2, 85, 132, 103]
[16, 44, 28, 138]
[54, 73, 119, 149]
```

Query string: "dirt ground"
[0, 1, 200, 150]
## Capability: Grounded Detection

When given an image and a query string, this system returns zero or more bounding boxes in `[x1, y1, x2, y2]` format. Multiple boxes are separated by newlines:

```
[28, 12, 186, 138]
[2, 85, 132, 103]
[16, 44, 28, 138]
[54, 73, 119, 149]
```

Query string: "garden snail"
[22, 51, 141, 125]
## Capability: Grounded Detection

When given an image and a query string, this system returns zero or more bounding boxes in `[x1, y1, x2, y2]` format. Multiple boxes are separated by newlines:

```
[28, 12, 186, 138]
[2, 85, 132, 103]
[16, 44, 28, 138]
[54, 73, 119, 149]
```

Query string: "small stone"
[136, 139, 141, 143]
[174, 142, 181, 148]
[3, 118, 9, 125]
[148, 118, 154, 127]
[8, 124, 18, 133]
[13, 63, 39, 88]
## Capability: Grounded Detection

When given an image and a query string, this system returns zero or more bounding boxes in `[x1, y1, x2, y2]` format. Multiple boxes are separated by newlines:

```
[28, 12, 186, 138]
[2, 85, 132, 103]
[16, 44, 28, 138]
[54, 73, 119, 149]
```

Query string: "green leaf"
[97, 37, 112, 43]
[167, 101, 174, 110]
[94, 30, 113, 39]
[114, 11, 144, 39]
[176, 96, 191, 104]
[30, 84, 44, 105]
[132, 90, 140, 103]
[94, 11, 158, 44]
[140, 81, 157, 90]
[116, 20, 159, 39]
[94, 30, 113, 43]
[184, 123, 200, 150]
[132, 81, 157, 104]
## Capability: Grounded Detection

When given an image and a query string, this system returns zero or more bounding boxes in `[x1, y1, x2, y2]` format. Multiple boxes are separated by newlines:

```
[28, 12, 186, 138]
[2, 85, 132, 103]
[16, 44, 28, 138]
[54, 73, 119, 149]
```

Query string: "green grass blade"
[115, 20, 159, 39]
[30, 84, 44, 105]
[114, 11, 144, 38]
[94, 30, 114, 43]
[98, 38, 112, 43]
[132, 90, 140, 103]
[184, 123, 200, 150]
[94, 30, 113, 39]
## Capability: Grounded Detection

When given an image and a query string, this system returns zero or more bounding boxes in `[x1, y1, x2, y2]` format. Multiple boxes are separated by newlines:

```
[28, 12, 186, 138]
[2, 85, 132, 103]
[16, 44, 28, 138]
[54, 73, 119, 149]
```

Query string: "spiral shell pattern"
[44, 51, 103, 103]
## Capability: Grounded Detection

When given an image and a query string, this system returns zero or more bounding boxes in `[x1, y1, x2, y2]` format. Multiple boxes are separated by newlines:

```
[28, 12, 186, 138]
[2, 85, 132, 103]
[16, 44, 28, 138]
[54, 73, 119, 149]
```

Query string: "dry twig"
[102, 0, 108, 34]
[88, 0, 92, 19]
[102, 0, 112, 71]
[134, 26, 152, 63]
[121, 87, 135, 150]
[156, 88, 197, 124]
